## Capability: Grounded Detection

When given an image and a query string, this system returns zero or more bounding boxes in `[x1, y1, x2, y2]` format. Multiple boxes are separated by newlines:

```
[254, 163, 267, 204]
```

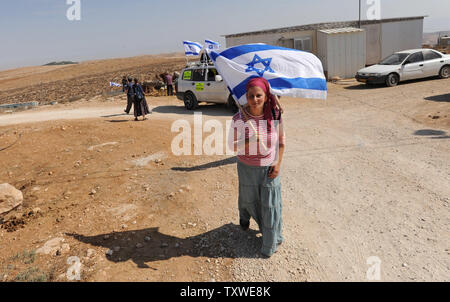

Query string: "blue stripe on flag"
[185, 52, 199, 55]
[210, 51, 220, 61]
[183, 41, 202, 49]
[218, 44, 304, 60]
[205, 39, 219, 45]
[232, 76, 327, 100]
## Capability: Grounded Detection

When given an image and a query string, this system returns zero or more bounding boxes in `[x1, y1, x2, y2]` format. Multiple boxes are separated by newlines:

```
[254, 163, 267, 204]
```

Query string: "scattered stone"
[169, 192, 175, 198]
[136, 243, 144, 249]
[144, 236, 151, 242]
[32, 207, 42, 214]
[175, 243, 180, 248]
[86, 249, 96, 258]
[161, 243, 169, 248]
[402, 263, 408, 268]
[0, 183, 23, 215]
[113, 246, 121, 252]
[89, 189, 97, 195]
[121, 224, 128, 229]
[36, 237, 68, 256]
[106, 249, 114, 256]
[103, 234, 110, 240]
[181, 185, 192, 191]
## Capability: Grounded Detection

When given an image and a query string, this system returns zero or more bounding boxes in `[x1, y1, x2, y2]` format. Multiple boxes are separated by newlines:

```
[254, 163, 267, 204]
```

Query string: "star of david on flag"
[183, 41, 203, 56]
[245, 54, 274, 77]
[209, 43, 327, 105]
[205, 39, 220, 51]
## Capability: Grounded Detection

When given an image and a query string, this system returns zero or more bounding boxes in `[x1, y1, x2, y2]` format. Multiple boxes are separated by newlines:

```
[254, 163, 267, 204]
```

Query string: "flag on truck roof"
[205, 39, 220, 51]
[210, 43, 327, 105]
[183, 41, 203, 56]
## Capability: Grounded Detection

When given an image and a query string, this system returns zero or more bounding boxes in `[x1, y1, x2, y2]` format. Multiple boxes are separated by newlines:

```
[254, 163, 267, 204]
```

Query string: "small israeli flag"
[183, 41, 203, 56]
[210, 43, 327, 104]
[205, 39, 220, 51]
[109, 82, 122, 87]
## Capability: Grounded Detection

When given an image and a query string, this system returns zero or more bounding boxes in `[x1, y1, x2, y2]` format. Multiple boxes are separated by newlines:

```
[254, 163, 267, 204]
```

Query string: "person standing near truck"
[124, 77, 134, 114]
[165, 72, 174, 96]
[121, 75, 128, 93]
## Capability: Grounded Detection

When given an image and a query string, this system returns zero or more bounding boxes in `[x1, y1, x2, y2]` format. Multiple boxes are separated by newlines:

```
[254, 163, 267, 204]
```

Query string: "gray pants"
[237, 160, 283, 256]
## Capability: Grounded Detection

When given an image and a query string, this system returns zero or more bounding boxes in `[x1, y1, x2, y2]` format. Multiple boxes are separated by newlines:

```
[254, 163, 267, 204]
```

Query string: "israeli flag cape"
[183, 41, 203, 56]
[109, 82, 122, 87]
[210, 43, 327, 105]
[205, 39, 220, 51]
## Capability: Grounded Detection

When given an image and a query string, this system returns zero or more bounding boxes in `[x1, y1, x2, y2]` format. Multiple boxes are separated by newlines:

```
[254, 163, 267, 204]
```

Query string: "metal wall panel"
[381, 19, 423, 59]
[361, 23, 381, 65]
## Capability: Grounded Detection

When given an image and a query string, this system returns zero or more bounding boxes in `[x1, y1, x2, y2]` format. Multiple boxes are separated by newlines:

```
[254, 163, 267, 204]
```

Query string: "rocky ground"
[0, 57, 449, 282]
[0, 54, 186, 106]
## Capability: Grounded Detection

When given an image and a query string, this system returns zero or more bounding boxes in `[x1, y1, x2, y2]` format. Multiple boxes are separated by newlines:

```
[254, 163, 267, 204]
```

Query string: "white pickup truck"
[356, 49, 450, 87]
[176, 62, 237, 112]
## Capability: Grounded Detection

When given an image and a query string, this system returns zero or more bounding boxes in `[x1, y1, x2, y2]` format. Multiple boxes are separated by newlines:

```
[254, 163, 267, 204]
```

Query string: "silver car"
[356, 49, 450, 87]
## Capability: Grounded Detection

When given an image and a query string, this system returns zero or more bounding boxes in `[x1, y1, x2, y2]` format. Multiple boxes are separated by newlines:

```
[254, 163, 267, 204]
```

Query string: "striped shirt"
[230, 108, 285, 167]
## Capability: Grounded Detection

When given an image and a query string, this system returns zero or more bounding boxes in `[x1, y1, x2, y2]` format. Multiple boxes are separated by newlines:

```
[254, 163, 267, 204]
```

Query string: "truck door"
[191, 68, 207, 102]
[203, 67, 228, 103]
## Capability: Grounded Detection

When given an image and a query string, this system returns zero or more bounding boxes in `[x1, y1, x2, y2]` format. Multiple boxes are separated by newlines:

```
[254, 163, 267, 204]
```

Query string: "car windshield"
[379, 53, 409, 65]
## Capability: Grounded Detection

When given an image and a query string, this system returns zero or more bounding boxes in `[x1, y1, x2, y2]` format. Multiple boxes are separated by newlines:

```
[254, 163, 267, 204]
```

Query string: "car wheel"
[385, 73, 399, 87]
[183, 91, 198, 110]
[227, 94, 239, 113]
[439, 65, 449, 79]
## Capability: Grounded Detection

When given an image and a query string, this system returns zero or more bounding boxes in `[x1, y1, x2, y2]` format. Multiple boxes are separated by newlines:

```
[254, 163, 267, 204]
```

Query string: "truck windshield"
[379, 53, 409, 65]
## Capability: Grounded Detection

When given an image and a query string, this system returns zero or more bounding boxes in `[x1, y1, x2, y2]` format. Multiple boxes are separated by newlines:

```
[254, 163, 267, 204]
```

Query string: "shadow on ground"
[344, 76, 443, 90]
[152, 104, 234, 117]
[172, 157, 237, 172]
[67, 223, 263, 269]
[424, 94, 450, 103]
[413, 129, 449, 139]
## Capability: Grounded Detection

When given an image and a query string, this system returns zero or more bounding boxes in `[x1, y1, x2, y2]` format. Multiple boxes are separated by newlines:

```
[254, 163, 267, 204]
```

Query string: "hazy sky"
[0, 0, 449, 70]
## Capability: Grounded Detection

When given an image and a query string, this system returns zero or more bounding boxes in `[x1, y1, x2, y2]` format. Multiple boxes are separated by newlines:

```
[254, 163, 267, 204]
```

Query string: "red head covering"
[246, 77, 279, 127]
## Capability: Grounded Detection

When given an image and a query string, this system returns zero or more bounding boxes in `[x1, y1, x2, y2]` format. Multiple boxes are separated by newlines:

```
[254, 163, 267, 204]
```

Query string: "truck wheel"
[439, 65, 449, 79]
[183, 91, 198, 110]
[227, 94, 238, 113]
[385, 73, 399, 87]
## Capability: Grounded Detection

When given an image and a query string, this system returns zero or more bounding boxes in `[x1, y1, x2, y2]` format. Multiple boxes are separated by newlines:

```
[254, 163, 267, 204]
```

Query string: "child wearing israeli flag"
[229, 77, 285, 258]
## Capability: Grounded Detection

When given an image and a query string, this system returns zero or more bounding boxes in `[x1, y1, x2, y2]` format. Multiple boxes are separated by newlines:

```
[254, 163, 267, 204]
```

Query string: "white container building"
[317, 28, 366, 79]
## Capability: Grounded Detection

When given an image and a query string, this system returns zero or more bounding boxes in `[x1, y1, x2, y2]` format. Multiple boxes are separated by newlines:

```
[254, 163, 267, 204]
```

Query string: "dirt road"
[0, 77, 448, 282]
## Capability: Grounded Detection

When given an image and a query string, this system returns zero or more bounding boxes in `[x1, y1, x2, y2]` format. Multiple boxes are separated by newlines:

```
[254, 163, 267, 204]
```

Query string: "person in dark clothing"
[124, 77, 134, 114]
[133, 78, 150, 121]
[122, 76, 128, 93]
